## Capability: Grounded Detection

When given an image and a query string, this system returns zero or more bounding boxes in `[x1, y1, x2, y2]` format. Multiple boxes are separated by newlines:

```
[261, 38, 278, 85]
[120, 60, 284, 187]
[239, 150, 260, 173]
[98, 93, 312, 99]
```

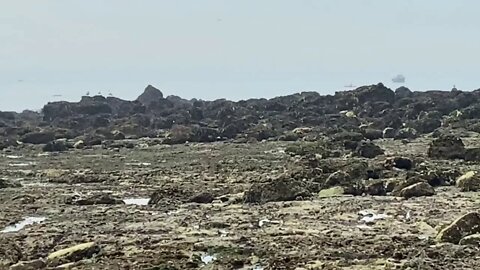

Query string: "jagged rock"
[244, 176, 311, 203]
[21, 131, 55, 144]
[398, 182, 435, 198]
[136, 85, 164, 106]
[355, 142, 384, 158]
[428, 135, 465, 160]
[47, 242, 100, 266]
[456, 171, 480, 192]
[436, 212, 480, 244]
[382, 127, 396, 138]
[459, 234, 480, 246]
[189, 192, 215, 204]
[391, 176, 429, 195]
[385, 157, 413, 170]
[465, 148, 480, 161]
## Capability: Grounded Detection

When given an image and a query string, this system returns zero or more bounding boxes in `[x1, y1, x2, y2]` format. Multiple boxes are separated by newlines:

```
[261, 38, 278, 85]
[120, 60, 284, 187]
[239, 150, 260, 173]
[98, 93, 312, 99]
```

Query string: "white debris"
[358, 210, 390, 224]
[123, 198, 150, 206]
[201, 254, 216, 264]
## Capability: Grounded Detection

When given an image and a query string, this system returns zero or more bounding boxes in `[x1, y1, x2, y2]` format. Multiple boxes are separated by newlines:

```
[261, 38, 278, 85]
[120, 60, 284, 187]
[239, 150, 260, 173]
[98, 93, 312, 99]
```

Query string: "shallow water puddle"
[201, 254, 217, 264]
[1, 217, 46, 233]
[123, 198, 150, 205]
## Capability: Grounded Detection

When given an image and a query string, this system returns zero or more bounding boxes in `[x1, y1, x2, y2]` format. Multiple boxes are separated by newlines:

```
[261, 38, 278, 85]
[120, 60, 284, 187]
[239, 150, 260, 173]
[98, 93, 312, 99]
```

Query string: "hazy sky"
[1, 0, 480, 111]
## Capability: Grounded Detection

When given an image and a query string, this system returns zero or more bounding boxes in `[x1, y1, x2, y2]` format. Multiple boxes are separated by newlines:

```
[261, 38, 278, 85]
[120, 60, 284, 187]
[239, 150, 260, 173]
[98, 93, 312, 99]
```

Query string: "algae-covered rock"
[436, 212, 480, 244]
[456, 171, 480, 192]
[398, 182, 435, 198]
[48, 242, 100, 266]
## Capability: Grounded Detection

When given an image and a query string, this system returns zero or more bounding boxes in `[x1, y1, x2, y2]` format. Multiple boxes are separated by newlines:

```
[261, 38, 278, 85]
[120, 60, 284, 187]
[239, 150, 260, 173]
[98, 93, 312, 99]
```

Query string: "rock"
[10, 259, 46, 270]
[436, 212, 480, 244]
[398, 182, 435, 198]
[0, 238, 22, 267]
[164, 125, 192, 144]
[0, 179, 21, 189]
[394, 128, 418, 140]
[189, 192, 215, 204]
[111, 130, 126, 140]
[362, 129, 383, 140]
[395, 86, 413, 99]
[73, 140, 85, 149]
[364, 180, 387, 196]
[459, 233, 480, 246]
[391, 177, 425, 195]
[382, 127, 396, 139]
[136, 85, 164, 106]
[47, 242, 100, 266]
[350, 83, 395, 104]
[332, 132, 364, 142]
[278, 132, 300, 142]
[324, 171, 351, 188]
[244, 176, 311, 203]
[427, 135, 465, 160]
[385, 157, 413, 170]
[355, 142, 384, 158]
[465, 148, 480, 161]
[412, 117, 442, 133]
[456, 171, 480, 192]
[21, 131, 55, 144]
[424, 168, 461, 187]
[318, 186, 345, 198]
[68, 194, 125, 205]
[43, 140, 68, 152]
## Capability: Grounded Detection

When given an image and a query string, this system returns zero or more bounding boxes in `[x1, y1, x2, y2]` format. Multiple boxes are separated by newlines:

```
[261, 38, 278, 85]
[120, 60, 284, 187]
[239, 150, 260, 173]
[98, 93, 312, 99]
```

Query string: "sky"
[1, 0, 480, 111]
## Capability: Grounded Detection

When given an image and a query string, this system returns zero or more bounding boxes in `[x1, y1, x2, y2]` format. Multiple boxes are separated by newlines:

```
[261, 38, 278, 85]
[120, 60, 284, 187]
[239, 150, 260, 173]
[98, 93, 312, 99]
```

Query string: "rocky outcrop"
[3, 83, 480, 147]
[136, 85, 164, 106]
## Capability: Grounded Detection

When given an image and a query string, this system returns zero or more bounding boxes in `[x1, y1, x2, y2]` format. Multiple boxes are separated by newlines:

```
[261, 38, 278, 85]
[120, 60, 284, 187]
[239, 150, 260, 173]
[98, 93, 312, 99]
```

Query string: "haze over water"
[1, 0, 479, 111]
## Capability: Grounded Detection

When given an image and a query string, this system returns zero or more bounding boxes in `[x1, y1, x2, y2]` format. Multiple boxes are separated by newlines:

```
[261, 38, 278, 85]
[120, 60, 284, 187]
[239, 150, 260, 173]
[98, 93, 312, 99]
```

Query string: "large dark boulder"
[21, 132, 55, 144]
[244, 176, 311, 203]
[136, 85, 164, 106]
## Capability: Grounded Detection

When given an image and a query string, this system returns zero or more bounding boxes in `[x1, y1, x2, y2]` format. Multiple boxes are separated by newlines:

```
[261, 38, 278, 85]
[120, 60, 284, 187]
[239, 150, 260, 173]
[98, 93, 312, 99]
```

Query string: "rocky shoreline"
[2, 84, 480, 269]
